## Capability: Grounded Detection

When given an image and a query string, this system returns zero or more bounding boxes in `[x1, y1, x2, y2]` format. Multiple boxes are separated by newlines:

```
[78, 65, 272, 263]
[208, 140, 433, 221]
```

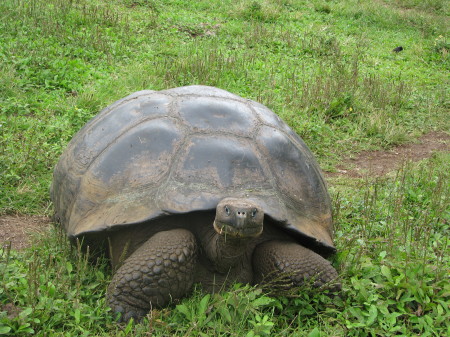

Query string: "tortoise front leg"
[252, 240, 339, 291]
[107, 229, 197, 322]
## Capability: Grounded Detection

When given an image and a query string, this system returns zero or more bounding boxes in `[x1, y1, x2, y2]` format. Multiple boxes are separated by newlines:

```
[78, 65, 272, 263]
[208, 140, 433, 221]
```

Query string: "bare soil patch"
[0, 302, 22, 320]
[325, 131, 449, 178]
[0, 132, 448, 250]
[0, 214, 51, 251]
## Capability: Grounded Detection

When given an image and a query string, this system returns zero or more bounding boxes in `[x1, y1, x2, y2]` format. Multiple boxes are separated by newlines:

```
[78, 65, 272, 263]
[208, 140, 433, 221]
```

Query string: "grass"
[0, 0, 449, 335]
[1, 155, 448, 336]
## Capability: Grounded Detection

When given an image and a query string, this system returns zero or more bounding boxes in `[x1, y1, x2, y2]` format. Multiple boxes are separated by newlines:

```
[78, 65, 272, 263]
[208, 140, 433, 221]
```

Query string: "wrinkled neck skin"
[200, 227, 256, 274]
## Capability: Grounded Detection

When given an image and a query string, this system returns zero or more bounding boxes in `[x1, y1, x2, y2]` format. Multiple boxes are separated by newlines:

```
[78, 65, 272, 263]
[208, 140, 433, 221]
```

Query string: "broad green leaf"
[198, 294, 210, 315]
[308, 327, 321, 337]
[217, 306, 232, 323]
[19, 307, 33, 318]
[124, 318, 134, 334]
[47, 282, 56, 297]
[175, 304, 191, 320]
[380, 265, 393, 283]
[348, 307, 365, 321]
[197, 294, 210, 325]
[0, 326, 11, 334]
[366, 304, 378, 326]
[66, 262, 73, 274]
[251, 296, 274, 308]
[74, 309, 81, 324]
[245, 331, 255, 337]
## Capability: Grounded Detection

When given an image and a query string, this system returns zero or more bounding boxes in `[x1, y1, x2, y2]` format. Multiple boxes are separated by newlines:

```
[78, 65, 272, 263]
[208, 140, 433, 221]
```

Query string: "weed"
[233, 0, 284, 23]
[332, 155, 449, 336]
[0, 228, 114, 335]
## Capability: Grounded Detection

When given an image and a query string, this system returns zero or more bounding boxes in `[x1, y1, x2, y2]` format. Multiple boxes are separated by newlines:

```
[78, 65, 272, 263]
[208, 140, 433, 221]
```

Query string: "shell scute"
[176, 136, 268, 189]
[179, 96, 257, 135]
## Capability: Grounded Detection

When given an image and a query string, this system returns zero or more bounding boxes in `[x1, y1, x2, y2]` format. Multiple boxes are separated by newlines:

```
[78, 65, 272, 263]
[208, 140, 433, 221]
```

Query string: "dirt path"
[0, 215, 52, 251]
[325, 131, 449, 178]
[0, 217, 51, 317]
[1, 132, 448, 250]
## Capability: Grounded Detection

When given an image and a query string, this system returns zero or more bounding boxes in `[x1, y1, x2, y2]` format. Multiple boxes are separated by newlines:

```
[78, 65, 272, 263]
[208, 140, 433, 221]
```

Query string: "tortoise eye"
[251, 209, 257, 217]
[225, 206, 230, 215]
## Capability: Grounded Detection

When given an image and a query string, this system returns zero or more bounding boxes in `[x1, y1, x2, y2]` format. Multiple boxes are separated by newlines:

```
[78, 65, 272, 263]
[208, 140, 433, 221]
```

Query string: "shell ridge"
[153, 99, 189, 210]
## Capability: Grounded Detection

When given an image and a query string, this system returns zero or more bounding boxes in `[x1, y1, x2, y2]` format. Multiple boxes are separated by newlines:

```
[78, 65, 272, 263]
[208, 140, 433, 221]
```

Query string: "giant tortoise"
[51, 85, 339, 321]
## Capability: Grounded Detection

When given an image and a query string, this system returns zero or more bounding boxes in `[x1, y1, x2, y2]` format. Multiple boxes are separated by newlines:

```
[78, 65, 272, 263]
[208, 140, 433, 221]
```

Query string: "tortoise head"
[213, 198, 264, 238]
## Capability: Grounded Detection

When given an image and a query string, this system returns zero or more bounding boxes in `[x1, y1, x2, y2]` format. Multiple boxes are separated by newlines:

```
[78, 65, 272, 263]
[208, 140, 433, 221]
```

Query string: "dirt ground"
[0, 132, 448, 251]
[325, 131, 449, 178]
[0, 215, 52, 251]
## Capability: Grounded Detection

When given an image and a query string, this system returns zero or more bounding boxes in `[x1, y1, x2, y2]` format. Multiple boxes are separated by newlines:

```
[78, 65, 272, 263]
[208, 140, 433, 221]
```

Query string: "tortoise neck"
[201, 228, 256, 273]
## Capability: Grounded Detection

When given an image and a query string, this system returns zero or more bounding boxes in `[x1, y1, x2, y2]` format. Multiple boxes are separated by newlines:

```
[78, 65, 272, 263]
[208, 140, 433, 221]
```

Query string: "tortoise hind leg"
[107, 229, 197, 322]
[252, 240, 339, 291]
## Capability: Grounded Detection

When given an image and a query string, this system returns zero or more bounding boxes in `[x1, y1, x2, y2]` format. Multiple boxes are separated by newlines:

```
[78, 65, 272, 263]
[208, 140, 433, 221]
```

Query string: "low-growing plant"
[234, 0, 284, 23]
[0, 229, 114, 335]
[332, 155, 449, 336]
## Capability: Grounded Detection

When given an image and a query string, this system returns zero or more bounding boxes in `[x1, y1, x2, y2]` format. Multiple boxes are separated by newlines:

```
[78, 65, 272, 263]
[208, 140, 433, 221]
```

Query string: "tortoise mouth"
[213, 221, 263, 238]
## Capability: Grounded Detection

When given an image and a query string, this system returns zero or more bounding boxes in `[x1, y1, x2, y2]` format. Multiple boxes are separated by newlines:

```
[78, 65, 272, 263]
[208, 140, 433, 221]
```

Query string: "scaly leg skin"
[107, 229, 197, 322]
[252, 240, 340, 292]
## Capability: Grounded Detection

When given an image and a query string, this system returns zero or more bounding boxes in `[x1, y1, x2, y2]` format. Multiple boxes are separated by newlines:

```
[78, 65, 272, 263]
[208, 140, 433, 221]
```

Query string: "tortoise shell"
[51, 86, 334, 254]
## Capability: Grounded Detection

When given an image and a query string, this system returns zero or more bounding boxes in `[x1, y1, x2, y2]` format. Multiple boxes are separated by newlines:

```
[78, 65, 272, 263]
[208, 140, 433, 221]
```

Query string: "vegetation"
[0, 0, 448, 336]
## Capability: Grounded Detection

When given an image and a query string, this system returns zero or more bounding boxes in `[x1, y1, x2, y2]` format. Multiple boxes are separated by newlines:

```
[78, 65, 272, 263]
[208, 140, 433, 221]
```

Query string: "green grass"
[0, 0, 449, 335]
[2, 155, 448, 336]
[1, 0, 448, 213]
